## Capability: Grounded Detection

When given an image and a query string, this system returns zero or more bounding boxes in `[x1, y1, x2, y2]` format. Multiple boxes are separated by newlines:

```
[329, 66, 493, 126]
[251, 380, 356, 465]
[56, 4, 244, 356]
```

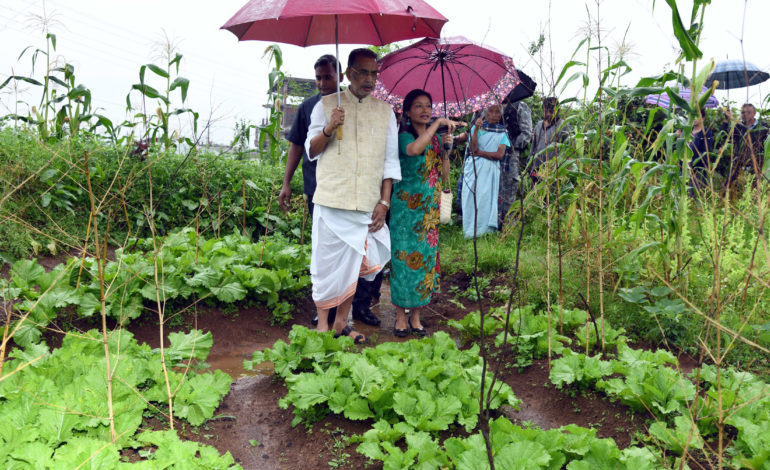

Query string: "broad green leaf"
[496, 441, 551, 469]
[210, 280, 247, 303]
[343, 397, 374, 420]
[619, 446, 659, 469]
[7, 441, 54, 467]
[167, 330, 214, 364]
[648, 415, 703, 454]
[284, 374, 335, 410]
[174, 369, 232, 426]
[146, 63, 169, 78]
[51, 436, 121, 470]
[662, 0, 702, 60]
[77, 292, 101, 317]
[351, 357, 383, 397]
[11, 259, 45, 288]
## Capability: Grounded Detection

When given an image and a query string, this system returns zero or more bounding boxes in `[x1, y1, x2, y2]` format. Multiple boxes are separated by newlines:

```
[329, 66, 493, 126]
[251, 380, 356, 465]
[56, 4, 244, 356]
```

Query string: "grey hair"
[481, 104, 502, 118]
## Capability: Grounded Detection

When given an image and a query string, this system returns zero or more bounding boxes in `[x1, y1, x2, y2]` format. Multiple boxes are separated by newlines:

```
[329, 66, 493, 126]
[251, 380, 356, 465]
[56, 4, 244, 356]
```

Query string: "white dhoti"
[310, 205, 391, 310]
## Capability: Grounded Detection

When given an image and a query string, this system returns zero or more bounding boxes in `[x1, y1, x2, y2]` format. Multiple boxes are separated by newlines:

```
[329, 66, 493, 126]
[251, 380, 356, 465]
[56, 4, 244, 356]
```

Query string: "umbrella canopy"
[372, 36, 520, 117]
[645, 85, 719, 109]
[705, 59, 769, 90]
[221, 0, 447, 46]
[503, 70, 537, 105]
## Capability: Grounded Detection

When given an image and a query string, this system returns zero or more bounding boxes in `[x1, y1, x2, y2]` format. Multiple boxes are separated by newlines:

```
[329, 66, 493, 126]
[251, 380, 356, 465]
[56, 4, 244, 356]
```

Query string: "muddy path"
[126, 272, 655, 469]
[3, 254, 665, 469]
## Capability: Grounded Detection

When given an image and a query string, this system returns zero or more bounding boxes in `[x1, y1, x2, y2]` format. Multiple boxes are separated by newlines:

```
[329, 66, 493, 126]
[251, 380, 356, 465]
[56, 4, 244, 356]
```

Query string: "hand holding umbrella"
[326, 106, 345, 142]
[433, 117, 464, 150]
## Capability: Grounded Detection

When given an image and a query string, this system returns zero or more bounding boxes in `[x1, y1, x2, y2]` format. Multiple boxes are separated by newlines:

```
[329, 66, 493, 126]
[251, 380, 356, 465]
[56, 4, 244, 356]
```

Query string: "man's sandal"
[334, 325, 366, 344]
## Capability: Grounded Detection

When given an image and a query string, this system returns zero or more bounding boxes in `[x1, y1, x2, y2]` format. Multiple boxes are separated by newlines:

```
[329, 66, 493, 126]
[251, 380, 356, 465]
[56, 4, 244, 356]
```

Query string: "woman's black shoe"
[408, 317, 427, 337]
[393, 326, 410, 338]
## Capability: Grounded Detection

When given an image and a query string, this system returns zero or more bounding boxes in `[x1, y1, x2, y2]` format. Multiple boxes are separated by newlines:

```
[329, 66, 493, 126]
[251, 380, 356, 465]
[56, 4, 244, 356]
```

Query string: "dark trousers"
[353, 271, 384, 312]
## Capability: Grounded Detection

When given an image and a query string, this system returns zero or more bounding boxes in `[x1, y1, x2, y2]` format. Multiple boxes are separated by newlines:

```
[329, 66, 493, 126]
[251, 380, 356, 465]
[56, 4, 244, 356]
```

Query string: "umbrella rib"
[424, 18, 442, 38]
[451, 60, 512, 101]
[380, 65, 429, 102]
[303, 16, 313, 46]
[444, 61, 469, 116]
[380, 55, 438, 71]
[368, 14, 384, 45]
[448, 53, 513, 73]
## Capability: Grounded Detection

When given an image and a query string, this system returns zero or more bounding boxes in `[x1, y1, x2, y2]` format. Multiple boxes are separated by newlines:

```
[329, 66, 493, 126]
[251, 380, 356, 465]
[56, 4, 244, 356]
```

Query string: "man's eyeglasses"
[351, 67, 380, 79]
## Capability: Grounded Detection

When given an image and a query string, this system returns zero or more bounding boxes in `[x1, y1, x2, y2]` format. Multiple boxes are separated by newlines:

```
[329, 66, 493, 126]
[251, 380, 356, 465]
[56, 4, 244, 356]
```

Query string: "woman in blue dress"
[461, 104, 510, 238]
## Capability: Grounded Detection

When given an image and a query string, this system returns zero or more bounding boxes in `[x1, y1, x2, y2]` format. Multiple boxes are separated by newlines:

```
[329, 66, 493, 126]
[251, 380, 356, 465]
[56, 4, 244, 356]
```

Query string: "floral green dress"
[390, 132, 442, 308]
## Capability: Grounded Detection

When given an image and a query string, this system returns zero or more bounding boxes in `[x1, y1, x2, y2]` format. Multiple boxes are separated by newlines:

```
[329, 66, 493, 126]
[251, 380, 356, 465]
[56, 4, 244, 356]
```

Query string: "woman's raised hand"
[436, 118, 465, 133]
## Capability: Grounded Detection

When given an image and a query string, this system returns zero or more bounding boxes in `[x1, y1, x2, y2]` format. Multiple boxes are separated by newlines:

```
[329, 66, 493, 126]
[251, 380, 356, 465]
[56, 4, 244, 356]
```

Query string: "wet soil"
[4, 258, 686, 469]
[124, 271, 659, 469]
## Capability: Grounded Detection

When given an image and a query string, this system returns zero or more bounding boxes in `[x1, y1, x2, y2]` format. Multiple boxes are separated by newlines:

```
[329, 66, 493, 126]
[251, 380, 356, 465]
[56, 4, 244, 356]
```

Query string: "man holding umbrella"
[721, 103, 767, 188]
[279, 54, 383, 328]
[305, 48, 401, 342]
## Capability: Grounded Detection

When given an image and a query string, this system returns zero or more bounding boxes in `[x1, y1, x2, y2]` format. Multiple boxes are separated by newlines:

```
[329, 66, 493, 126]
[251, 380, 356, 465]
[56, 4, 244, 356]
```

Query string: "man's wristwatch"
[378, 199, 390, 209]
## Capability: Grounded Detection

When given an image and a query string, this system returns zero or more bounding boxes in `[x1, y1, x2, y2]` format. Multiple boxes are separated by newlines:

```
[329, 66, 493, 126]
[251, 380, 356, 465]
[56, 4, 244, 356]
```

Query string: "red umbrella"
[372, 36, 520, 117]
[221, 0, 448, 109]
[221, 0, 447, 46]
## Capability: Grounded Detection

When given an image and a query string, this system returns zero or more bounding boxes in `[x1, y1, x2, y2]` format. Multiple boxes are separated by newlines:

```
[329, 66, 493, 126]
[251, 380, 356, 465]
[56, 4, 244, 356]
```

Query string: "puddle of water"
[207, 343, 274, 378]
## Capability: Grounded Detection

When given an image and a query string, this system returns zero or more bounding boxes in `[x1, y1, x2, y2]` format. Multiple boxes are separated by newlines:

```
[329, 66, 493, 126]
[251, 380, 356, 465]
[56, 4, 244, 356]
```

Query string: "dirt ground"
[3, 257, 688, 470]
[124, 271, 666, 470]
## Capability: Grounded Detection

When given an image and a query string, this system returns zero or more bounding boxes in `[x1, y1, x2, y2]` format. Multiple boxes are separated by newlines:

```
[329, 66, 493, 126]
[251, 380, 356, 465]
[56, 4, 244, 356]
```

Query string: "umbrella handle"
[336, 126, 342, 154]
[406, 6, 417, 32]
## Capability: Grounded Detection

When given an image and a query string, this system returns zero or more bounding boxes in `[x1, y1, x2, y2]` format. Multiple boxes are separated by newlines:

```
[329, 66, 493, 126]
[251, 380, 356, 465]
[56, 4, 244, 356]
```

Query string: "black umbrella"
[705, 59, 769, 90]
[503, 70, 537, 104]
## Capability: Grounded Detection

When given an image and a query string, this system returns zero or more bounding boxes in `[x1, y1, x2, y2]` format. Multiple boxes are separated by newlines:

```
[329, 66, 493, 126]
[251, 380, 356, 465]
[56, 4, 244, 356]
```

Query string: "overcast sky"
[2, 0, 768, 144]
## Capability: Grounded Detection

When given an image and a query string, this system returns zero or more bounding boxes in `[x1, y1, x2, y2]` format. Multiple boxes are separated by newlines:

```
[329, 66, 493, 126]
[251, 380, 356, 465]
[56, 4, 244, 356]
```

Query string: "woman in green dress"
[390, 89, 461, 337]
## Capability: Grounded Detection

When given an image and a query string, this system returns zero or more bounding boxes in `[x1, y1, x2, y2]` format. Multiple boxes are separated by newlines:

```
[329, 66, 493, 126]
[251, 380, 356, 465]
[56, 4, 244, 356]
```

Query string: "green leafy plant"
[0, 329, 236, 468]
[549, 350, 614, 389]
[125, 46, 197, 150]
[357, 416, 662, 470]
[248, 327, 520, 431]
[451, 306, 587, 369]
[597, 346, 694, 417]
[2, 228, 311, 348]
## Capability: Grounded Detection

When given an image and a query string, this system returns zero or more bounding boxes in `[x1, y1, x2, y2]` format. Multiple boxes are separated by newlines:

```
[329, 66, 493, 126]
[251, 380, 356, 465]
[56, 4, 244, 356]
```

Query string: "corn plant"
[125, 48, 197, 150]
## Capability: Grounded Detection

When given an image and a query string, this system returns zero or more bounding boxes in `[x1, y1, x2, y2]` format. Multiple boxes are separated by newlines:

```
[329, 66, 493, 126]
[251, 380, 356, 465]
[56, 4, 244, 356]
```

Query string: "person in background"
[305, 48, 401, 343]
[279, 54, 383, 328]
[721, 103, 767, 189]
[279, 54, 340, 216]
[461, 104, 509, 238]
[684, 117, 714, 193]
[499, 98, 532, 226]
[390, 89, 461, 337]
[529, 97, 571, 184]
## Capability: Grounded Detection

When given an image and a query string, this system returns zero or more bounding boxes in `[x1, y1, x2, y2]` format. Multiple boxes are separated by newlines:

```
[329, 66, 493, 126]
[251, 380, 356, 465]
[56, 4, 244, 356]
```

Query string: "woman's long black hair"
[399, 89, 433, 139]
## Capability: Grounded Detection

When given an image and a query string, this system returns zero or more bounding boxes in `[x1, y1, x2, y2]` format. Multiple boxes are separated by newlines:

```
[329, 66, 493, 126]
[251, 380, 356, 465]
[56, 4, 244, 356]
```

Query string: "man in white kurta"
[305, 48, 401, 342]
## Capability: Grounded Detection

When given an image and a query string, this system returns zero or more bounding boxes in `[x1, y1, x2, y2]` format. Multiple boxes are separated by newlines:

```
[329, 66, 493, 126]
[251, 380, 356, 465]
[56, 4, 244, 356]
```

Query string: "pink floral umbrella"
[372, 36, 520, 117]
